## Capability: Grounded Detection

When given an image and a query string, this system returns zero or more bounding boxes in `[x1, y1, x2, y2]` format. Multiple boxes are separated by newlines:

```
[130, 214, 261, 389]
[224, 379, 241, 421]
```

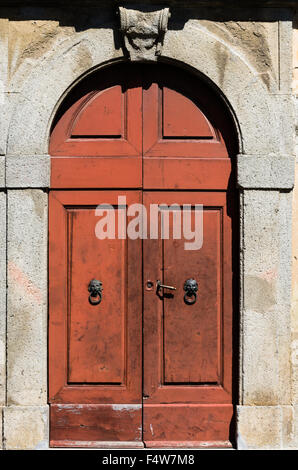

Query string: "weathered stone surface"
[162, 21, 291, 155]
[0, 156, 5, 187]
[274, 94, 295, 156]
[295, 21, 298, 387]
[294, 69, 298, 96]
[291, 333, 298, 404]
[7, 190, 47, 405]
[7, 29, 121, 155]
[281, 406, 296, 448]
[293, 7, 298, 407]
[291, 166, 298, 405]
[293, 12, 298, 70]
[279, 18, 293, 93]
[292, 406, 298, 448]
[295, 98, 298, 164]
[3, 405, 49, 450]
[237, 405, 282, 449]
[0, 18, 8, 156]
[277, 190, 293, 403]
[241, 191, 292, 406]
[237, 154, 295, 189]
[199, 17, 279, 92]
[6, 155, 50, 188]
[0, 192, 6, 407]
[7, 20, 74, 90]
[0, 407, 2, 449]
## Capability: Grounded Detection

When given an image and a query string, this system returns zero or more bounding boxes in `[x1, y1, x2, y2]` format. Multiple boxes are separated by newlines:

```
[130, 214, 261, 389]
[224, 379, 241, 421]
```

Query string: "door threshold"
[144, 441, 233, 449]
[50, 440, 233, 449]
[50, 441, 145, 449]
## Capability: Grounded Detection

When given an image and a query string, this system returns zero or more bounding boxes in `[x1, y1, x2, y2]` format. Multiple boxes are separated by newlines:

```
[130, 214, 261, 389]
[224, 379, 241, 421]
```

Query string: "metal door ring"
[88, 292, 102, 305]
[184, 292, 197, 305]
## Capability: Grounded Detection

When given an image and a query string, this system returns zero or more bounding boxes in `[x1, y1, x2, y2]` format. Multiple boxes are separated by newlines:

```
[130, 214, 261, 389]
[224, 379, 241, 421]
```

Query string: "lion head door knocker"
[183, 278, 198, 305]
[88, 279, 103, 306]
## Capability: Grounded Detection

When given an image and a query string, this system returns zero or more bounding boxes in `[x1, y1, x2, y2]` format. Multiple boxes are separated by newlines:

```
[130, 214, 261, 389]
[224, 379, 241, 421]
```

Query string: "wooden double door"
[49, 63, 236, 448]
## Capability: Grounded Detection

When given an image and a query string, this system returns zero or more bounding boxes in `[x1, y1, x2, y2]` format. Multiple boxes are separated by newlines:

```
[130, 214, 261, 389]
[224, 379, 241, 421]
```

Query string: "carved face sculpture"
[119, 7, 170, 61]
[126, 12, 159, 52]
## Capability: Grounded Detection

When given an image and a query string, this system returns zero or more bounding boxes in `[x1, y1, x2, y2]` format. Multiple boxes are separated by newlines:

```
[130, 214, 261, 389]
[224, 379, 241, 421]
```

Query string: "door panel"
[142, 70, 232, 189]
[50, 404, 142, 447]
[70, 85, 123, 138]
[143, 158, 231, 190]
[162, 87, 215, 139]
[49, 62, 236, 448]
[67, 206, 127, 385]
[162, 208, 220, 385]
[143, 81, 228, 157]
[50, 64, 143, 188]
[143, 191, 233, 443]
[49, 190, 142, 445]
[144, 405, 233, 447]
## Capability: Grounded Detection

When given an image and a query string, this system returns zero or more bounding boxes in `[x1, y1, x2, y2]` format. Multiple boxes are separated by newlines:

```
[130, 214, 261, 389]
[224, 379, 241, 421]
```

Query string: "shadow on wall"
[1, 2, 294, 85]
[1, 2, 294, 28]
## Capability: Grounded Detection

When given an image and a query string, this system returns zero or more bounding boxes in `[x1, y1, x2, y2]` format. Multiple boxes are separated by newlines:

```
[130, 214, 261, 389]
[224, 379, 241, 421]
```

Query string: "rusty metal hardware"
[183, 278, 198, 305]
[156, 280, 176, 295]
[88, 279, 103, 305]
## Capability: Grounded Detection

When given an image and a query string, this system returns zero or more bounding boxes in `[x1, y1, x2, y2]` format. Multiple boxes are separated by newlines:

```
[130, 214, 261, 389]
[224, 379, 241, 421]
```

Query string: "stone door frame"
[1, 20, 295, 449]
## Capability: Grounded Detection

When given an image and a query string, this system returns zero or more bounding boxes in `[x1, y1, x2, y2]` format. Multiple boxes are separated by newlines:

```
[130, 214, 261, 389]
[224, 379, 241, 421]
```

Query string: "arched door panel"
[50, 64, 142, 188]
[49, 62, 237, 448]
[142, 66, 232, 190]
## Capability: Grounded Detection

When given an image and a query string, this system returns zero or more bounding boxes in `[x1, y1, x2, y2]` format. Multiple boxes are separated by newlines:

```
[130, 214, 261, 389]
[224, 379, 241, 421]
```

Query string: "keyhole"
[146, 280, 154, 290]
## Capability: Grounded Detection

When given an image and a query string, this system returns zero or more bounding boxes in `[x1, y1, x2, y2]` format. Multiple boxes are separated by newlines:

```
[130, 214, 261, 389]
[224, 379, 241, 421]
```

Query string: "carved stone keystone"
[118, 6, 170, 61]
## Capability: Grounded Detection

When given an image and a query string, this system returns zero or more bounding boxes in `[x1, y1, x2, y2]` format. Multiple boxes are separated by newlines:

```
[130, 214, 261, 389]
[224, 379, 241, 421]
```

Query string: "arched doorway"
[48, 62, 238, 448]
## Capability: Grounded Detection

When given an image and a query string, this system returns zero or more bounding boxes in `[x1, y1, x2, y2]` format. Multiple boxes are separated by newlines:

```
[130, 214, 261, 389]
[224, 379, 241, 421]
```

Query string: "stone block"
[0, 192, 6, 406]
[293, 69, 298, 96]
[293, 19, 298, 69]
[279, 19, 293, 93]
[237, 405, 282, 449]
[0, 407, 2, 449]
[282, 406, 295, 449]
[241, 191, 291, 405]
[0, 19, 8, 156]
[6, 155, 50, 188]
[0, 156, 5, 187]
[3, 405, 49, 450]
[7, 190, 47, 406]
[237, 154, 295, 189]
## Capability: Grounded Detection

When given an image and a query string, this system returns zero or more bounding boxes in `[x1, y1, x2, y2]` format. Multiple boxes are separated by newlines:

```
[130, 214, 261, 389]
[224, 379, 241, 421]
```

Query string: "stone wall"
[0, 2, 297, 449]
[290, 10, 298, 449]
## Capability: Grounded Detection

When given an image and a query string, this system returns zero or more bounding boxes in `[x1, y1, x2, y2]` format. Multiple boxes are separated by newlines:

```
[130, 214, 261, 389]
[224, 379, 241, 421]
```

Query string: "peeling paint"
[111, 404, 142, 412]
[137, 425, 142, 439]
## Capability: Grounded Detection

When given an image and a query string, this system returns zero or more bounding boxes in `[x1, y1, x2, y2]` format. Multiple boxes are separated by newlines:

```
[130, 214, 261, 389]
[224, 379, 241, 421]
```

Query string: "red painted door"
[49, 63, 236, 447]
[49, 190, 143, 446]
[143, 192, 233, 446]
